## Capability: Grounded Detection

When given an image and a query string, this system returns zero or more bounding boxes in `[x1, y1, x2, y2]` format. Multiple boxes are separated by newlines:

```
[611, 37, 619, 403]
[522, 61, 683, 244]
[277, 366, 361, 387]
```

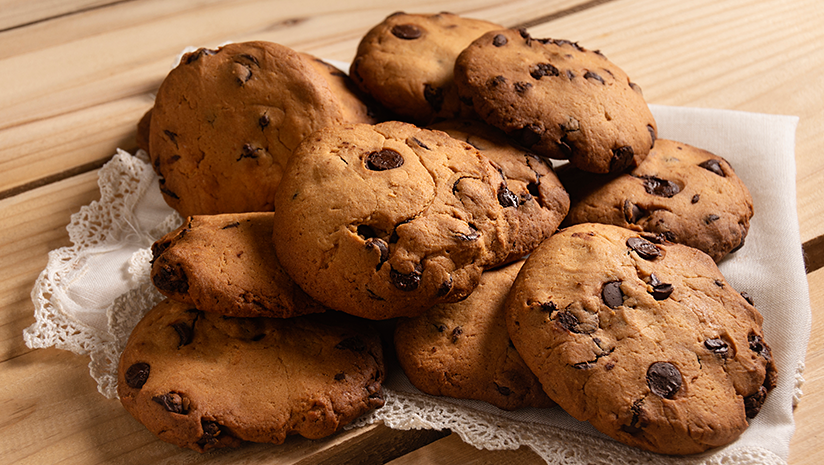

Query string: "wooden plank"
[0, 0, 120, 32]
[788, 267, 824, 465]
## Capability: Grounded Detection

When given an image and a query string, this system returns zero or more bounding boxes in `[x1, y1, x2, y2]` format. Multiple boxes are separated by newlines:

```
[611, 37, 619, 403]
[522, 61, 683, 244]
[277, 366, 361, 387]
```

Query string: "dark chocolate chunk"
[621, 399, 648, 435]
[423, 84, 444, 112]
[514, 81, 532, 93]
[197, 420, 224, 448]
[163, 130, 179, 148]
[741, 291, 755, 306]
[698, 159, 726, 177]
[171, 321, 194, 348]
[152, 392, 188, 414]
[539, 301, 558, 314]
[390, 265, 421, 291]
[602, 281, 624, 308]
[366, 149, 404, 171]
[451, 326, 463, 343]
[647, 362, 682, 399]
[336, 336, 367, 352]
[495, 383, 512, 396]
[623, 200, 647, 224]
[692, 194, 700, 204]
[648, 274, 674, 300]
[237, 143, 261, 161]
[556, 311, 580, 332]
[391, 24, 423, 39]
[639, 175, 681, 197]
[152, 262, 190, 294]
[744, 385, 768, 418]
[455, 224, 479, 241]
[511, 124, 543, 147]
[497, 184, 519, 208]
[584, 70, 605, 84]
[489, 75, 507, 87]
[334, 372, 346, 381]
[258, 114, 270, 130]
[626, 236, 662, 260]
[611, 146, 634, 172]
[530, 62, 560, 80]
[436, 277, 452, 297]
[492, 34, 508, 47]
[125, 362, 150, 389]
[647, 124, 656, 148]
[364, 237, 389, 268]
[748, 333, 771, 360]
[704, 338, 730, 358]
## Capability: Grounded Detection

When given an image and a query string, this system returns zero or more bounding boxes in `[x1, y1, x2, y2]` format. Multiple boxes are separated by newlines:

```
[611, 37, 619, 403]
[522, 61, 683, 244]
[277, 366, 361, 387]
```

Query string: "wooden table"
[1, 0, 822, 463]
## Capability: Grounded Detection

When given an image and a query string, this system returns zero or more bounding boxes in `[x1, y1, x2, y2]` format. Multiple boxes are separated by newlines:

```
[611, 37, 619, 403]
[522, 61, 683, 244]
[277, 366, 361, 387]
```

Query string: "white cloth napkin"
[24, 105, 809, 464]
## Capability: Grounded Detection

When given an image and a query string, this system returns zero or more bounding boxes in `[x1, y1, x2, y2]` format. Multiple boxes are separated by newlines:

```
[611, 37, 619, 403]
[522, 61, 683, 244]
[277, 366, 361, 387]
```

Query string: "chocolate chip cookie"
[350, 11, 502, 124]
[272, 121, 560, 320]
[149, 41, 377, 217]
[505, 223, 776, 455]
[430, 119, 570, 263]
[150, 212, 326, 318]
[118, 299, 385, 452]
[560, 139, 753, 261]
[454, 28, 657, 173]
[395, 260, 554, 410]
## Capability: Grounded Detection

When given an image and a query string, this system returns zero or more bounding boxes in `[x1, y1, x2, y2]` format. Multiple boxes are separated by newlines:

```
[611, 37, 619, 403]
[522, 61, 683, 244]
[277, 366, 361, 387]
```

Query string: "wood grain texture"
[0, 0, 821, 464]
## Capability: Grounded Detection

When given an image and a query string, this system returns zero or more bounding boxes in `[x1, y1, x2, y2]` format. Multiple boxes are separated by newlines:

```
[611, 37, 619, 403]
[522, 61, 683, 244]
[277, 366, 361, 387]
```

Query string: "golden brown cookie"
[454, 29, 657, 173]
[559, 139, 753, 261]
[395, 260, 554, 410]
[150, 212, 326, 318]
[273, 121, 562, 320]
[350, 11, 502, 124]
[117, 299, 385, 452]
[149, 41, 376, 217]
[505, 223, 776, 455]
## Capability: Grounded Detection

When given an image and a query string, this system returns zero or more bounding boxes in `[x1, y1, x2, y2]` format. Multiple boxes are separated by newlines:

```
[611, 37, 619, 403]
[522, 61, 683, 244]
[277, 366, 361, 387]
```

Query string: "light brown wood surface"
[1, 0, 822, 463]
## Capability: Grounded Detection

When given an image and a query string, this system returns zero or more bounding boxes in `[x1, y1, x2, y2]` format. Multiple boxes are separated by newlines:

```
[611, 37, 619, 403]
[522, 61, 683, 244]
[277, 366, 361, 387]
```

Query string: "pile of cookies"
[120, 11, 776, 456]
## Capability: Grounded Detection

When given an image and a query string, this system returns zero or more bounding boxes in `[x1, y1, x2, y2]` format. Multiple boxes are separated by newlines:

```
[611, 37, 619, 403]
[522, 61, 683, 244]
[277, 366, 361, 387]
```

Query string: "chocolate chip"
[391, 24, 423, 39]
[334, 372, 346, 381]
[152, 392, 188, 414]
[125, 362, 150, 389]
[602, 281, 624, 308]
[648, 274, 673, 300]
[455, 224, 479, 241]
[390, 265, 421, 291]
[511, 124, 543, 147]
[748, 333, 771, 360]
[623, 200, 647, 224]
[647, 125, 656, 148]
[436, 277, 452, 297]
[621, 399, 648, 435]
[647, 362, 682, 399]
[366, 149, 404, 171]
[237, 143, 261, 161]
[423, 84, 444, 111]
[221, 221, 240, 230]
[435, 323, 447, 333]
[171, 321, 194, 348]
[184, 47, 218, 64]
[704, 338, 730, 358]
[497, 184, 519, 208]
[197, 420, 223, 448]
[539, 301, 558, 314]
[704, 214, 720, 224]
[489, 75, 507, 87]
[566, 70, 575, 80]
[584, 70, 605, 84]
[514, 81, 532, 93]
[741, 292, 755, 306]
[411, 137, 430, 150]
[451, 326, 463, 343]
[336, 336, 367, 352]
[626, 236, 662, 260]
[364, 237, 389, 269]
[492, 34, 508, 46]
[258, 114, 270, 130]
[530, 62, 559, 80]
[152, 262, 190, 294]
[691, 194, 700, 204]
[495, 383, 512, 396]
[698, 159, 726, 177]
[638, 175, 681, 197]
[163, 130, 179, 148]
[611, 146, 634, 172]
[744, 385, 768, 418]
[555, 311, 580, 332]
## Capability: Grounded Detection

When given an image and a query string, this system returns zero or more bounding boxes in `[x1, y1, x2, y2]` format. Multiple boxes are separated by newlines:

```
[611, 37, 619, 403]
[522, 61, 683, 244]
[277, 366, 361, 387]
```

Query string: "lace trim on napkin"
[23, 150, 800, 464]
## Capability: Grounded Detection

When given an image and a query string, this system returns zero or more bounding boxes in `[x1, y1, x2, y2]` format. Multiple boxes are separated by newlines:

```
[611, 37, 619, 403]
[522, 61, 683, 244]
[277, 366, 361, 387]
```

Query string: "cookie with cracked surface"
[149, 41, 377, 217]
[454, 28, 657, 173]
[430, 119, 570, 263]
[395, 260, 554, 410]
[505, 223, 776, 455]
[273, 120, 554, 320]
[350, 11, 502, 124]
[117, 299, 385, 452]
[150, 212, 326, 318]
[559, 139, 753, 262]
